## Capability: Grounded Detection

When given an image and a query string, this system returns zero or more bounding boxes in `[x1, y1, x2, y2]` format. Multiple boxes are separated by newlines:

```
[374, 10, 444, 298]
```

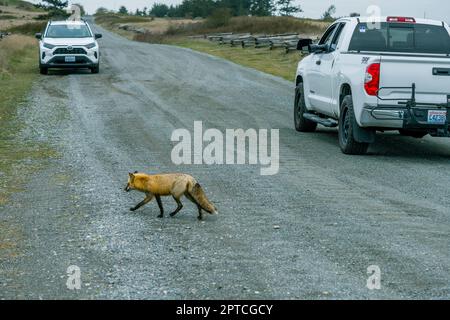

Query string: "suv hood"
[43, 38, 95, 46]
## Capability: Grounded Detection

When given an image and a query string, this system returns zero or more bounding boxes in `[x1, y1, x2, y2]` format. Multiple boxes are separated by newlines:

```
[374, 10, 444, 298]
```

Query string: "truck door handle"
[433, 68, 450, 76]
[316, 60, 321, 65]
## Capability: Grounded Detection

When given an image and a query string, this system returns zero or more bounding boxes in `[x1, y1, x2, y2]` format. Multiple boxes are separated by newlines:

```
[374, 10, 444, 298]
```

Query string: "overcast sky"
[30, 0, 450, 21]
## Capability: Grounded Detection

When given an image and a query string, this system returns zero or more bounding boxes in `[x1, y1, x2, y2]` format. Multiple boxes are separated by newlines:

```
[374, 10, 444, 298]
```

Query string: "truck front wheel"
[294, 82, 317, 132]
[338, 95, 369, 155]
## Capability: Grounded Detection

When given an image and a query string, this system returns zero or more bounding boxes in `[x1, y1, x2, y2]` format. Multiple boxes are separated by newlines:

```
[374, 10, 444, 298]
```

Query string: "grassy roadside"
[168, 38, 300, 81]
[0, 34, 55, 206]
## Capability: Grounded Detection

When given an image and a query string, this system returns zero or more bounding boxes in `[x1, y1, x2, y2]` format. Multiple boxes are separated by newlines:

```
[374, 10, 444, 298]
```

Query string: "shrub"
[6, 22, 47, 36]
[205, 8, 232, 28]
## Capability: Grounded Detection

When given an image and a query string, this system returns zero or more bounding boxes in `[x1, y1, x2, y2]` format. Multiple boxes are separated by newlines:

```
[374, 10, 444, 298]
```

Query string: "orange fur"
[125, 172, 218, 219]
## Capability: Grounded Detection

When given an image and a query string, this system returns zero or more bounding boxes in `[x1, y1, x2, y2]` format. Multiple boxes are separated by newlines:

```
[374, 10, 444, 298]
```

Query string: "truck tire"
[399, 130, 427, 138]
[339, 95, 369, 155]
[294, 82, 317, 132]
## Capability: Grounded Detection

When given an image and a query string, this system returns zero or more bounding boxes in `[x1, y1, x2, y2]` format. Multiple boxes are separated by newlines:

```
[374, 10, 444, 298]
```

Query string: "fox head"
[124, 171, 139, 192]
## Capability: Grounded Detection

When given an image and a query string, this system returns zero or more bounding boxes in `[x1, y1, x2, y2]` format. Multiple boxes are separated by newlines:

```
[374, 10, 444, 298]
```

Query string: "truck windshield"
[45, 25, 92, 38]
[348, 22, 450, 54]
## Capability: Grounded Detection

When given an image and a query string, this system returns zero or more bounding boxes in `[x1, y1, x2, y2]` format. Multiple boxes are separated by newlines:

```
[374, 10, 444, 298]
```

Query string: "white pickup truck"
[295, 16, 450, 154]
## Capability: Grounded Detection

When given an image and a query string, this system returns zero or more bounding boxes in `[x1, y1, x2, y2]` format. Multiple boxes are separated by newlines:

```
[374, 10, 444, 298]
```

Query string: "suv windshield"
[349, 22, 450, 54]
[45, 24, 92, 38]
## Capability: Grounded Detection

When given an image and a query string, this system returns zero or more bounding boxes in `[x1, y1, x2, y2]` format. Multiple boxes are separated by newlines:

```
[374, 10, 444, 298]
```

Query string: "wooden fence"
[188, 32, 318, 53]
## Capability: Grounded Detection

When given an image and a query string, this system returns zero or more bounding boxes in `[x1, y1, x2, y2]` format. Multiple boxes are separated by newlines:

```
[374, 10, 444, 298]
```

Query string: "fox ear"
[134, 171, 138, 174]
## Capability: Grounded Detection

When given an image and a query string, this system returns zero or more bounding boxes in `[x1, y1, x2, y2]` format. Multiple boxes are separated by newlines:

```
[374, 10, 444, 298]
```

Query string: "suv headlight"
[85, 42, 96, 49]
[43, 42, 55, 49]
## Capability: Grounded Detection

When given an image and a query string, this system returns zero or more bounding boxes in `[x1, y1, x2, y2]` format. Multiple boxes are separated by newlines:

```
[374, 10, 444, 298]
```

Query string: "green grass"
[178, 15, 327, 35]
[94, 13, 153, 26]
[0, 34, 56, 205]
[0, 14, 17, 19]
[0, 0, 42, 12]
[6, 21, 47, 35]
[167, 38, 302, 81]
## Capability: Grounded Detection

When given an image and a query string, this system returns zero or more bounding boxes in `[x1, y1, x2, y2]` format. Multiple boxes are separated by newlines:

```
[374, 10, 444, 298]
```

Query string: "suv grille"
[54, 47, 87, 55]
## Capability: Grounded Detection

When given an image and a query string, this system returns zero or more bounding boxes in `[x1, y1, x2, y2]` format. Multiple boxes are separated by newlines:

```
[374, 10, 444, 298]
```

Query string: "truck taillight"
[364, 63, 380, 96]
[387, 16, 416, 23]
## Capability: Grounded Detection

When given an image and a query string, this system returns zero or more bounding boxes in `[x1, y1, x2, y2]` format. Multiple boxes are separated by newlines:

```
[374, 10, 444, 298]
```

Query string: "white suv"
[35, 20, 102, 75]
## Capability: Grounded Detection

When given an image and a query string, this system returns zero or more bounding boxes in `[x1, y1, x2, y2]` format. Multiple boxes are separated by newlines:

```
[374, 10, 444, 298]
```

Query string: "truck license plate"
[427, 110, 447, 124]
[65, 56, 76, 63]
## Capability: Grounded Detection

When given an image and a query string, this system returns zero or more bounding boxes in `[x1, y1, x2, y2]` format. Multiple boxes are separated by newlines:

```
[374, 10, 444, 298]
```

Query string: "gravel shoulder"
[0, 22, 449, 299]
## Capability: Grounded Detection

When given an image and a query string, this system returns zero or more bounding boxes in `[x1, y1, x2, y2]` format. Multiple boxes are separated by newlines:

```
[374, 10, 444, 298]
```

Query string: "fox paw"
[130, 207, 136, 212]
[157, 214, 164, 218]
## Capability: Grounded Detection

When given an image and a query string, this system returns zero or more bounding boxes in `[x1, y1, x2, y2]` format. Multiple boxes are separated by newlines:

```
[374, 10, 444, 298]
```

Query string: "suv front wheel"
[39, 66, 48, 75]
[90, 64, 99, 74]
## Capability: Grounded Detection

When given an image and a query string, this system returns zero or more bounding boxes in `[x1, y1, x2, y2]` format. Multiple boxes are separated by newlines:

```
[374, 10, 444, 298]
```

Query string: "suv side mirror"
[297, 38, 313, 54]
[95, 33, 102, 39]
[35, 33, 42, 40]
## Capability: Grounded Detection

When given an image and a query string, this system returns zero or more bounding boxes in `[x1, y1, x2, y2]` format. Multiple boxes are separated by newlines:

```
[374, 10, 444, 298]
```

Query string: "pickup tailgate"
[378, 55, 450, 106]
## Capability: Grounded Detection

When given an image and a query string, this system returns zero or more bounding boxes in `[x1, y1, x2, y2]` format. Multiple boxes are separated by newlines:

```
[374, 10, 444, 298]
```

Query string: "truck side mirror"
[309, 43, 331, 54]
[35, 33, 42, 40]
[95, 33, 102, 39]
[297, 38, 313, 54]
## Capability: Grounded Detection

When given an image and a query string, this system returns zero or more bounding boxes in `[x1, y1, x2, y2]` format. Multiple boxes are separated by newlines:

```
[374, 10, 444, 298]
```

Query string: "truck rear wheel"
[339, 95, 369, 155]
[294, 82, 317, 132]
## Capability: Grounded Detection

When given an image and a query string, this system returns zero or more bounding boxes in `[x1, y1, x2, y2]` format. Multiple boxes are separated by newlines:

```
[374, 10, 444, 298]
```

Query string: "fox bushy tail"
[189, 182, 217, 214]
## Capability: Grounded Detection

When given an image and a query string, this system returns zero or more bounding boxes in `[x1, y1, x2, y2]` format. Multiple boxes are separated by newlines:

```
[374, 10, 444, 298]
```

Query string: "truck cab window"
[319, 24, 338, 46]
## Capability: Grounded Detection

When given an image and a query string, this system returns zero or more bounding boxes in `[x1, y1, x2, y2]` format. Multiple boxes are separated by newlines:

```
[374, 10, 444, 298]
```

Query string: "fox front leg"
[130, 194, 154, 212]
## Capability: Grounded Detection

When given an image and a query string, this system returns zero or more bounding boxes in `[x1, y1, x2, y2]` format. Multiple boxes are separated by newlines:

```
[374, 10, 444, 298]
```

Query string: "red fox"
[124, 172, 218, 220]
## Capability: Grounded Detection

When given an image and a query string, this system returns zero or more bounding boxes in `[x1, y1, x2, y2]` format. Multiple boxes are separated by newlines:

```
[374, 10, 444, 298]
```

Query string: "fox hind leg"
[169, 196, 183, 217]
[185, 192, 203, 220]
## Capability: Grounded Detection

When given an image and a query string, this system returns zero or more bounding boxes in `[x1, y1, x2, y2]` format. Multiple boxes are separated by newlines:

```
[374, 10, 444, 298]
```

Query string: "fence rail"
[0, 31, 12, 40]
[199, 32, 317, 54]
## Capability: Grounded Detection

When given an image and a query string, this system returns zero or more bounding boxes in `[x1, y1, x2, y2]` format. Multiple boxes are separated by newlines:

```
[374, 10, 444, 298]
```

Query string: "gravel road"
[1, 21, 449, 299]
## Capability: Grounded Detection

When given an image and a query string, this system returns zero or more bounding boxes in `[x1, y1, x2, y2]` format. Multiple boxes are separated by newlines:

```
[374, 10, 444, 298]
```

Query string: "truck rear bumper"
[360, 106, 405, 128]
[360, 105, 450, 137]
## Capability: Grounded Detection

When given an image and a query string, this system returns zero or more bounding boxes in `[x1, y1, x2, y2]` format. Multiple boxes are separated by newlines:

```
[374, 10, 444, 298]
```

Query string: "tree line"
[114, 0, 304, 18]
[35, 0, 342, 21]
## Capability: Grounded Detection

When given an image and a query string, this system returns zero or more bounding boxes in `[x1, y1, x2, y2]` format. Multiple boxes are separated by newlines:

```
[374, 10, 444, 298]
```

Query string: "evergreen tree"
[38, 0, 68, 10]
[118, 6, 128, 15]
[150, 3, 170, 17]
[321, 5, 336, 21]
[250, 0, 275, 16]
[277, 0, 302, 16]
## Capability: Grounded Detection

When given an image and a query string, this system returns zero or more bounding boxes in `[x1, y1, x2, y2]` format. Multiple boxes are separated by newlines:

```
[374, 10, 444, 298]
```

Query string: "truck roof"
[337, 16, 447, 27]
